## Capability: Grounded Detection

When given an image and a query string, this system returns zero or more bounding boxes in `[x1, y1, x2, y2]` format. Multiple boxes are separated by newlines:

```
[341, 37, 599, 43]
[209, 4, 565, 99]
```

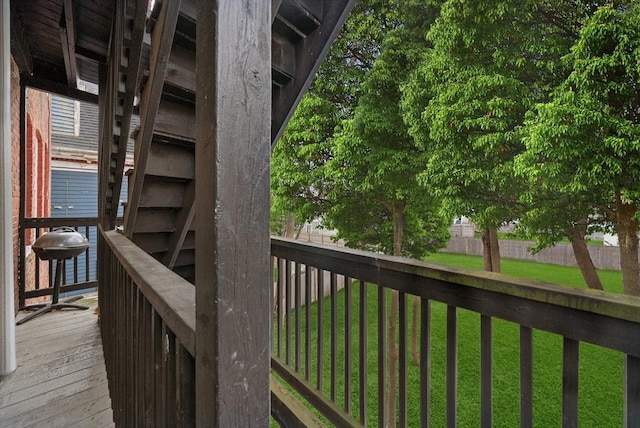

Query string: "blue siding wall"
[51, 169, 128, 286]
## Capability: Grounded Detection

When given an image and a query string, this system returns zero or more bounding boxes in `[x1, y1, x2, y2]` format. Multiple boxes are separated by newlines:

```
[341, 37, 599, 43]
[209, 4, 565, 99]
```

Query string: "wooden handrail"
[101, 228, 196, 355]
[271, 236, 640, 426]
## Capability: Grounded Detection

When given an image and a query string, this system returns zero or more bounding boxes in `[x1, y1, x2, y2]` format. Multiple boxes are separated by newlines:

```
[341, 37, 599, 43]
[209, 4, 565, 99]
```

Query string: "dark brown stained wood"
[154, 99, 196, 141]
[147, 143, 195, 179]
[124, 0, 182, 238]
[135, 231, 196, 254]
[520, 326, 533, 428]
[626, 355, 640, 426]
[446, 305, 457, 427]
[108, 0, 148, 229]
[139, 179, 186, 208]
[272, 0, 283, 23]
[10, 9, 32, 75]
[420, 299, 431, 428]
[562, 338, 579, 428]
[271, 376, 324, 427]
[481, 315, 492, 428]
[103, 230, 195, 355]
[61, 0, 78, 87]
[132, 209, 177, 233]
[22, 75, 99, 104]
[195, 1, 271, 426]
[277, 0, 321, 36]
[166, 43, 196, 94]
[272, 33, 296, 85]
[272, 357, 362, 427]
[163, 181, 196, 268]
[272, 0, 356, 145]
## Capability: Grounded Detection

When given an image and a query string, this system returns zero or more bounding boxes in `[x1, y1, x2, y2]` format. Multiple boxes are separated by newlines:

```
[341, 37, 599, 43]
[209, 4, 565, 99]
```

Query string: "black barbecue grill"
[17, 227, 91, 325]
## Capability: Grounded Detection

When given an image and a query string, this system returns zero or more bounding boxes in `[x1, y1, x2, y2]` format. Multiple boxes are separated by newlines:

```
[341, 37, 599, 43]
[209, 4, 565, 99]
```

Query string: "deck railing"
[19, 217, 98, 308]
[98, 232, 640, 427]
[99, 228, 196, 426]
[271, 237, 640, 427]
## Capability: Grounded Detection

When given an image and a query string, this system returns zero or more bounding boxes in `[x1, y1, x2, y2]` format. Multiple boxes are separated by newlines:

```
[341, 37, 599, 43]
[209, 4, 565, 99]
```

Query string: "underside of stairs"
[100, 0, 354, 284]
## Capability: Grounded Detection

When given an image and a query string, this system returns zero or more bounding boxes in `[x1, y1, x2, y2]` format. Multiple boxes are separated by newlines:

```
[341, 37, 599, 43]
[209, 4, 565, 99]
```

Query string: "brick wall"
[11, 57, 52, 313]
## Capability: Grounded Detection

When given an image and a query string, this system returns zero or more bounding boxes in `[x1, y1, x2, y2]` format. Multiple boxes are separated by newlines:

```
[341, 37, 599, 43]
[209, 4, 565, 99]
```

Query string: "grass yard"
[273, 253, 625, 427]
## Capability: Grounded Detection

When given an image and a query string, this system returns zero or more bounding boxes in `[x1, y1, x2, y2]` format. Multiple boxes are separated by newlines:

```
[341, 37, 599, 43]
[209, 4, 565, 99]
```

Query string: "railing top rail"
[272, 237, 640, 356]
[103, 228, 196, 356]
[23, 217, 99, 227]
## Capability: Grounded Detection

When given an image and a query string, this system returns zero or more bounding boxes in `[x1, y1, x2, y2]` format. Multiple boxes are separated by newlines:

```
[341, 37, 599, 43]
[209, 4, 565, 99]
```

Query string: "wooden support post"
[195, 1, 271, 426]
[0, 0, 16, 377]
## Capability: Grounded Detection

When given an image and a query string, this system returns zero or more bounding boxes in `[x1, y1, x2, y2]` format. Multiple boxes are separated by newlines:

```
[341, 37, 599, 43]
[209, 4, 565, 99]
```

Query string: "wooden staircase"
[101, 0, 354, 283]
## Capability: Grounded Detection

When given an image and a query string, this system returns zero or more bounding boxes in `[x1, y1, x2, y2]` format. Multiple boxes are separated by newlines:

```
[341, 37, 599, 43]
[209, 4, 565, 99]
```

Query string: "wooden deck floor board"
[0, 296, 114, 427]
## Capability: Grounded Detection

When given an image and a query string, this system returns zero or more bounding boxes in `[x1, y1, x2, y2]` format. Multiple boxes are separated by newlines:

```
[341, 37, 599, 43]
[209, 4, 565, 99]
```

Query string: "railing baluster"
[399, 292, 408, 428]
[84, 225, 90, 281]
[625, 355, 640, 427]
[276, 257, 283, 358]
[317, 268, 325, 391]
[137, 288, 145, 424]
[305, 265, 312, 381]
[166, 330, 177, 428]
[420, 299, 431, 428]
[481, 314, 493, 428]
[295, 261, 301, 372]
[144, 299, 155, 425]
[345, 276, 352, 413]
[176, 343, 195, 427]
[563, 338, 579, 428]
[331, 272, 338, 402]
[359, 280, 368, 424]
[447, 305, 457, 428]
[286, 259, 292, 365]
[378, 286, 387, 428]
[520, 325, 533, 428]
[154, 311, 166, 428]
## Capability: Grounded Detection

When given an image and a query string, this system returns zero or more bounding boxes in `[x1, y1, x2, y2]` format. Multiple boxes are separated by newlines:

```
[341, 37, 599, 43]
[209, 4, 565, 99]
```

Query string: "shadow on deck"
[0, 294, 114, 427]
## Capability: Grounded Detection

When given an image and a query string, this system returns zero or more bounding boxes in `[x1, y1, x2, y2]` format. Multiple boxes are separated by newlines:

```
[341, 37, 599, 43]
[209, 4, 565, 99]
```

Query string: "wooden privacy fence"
[271, 237, 640, 427]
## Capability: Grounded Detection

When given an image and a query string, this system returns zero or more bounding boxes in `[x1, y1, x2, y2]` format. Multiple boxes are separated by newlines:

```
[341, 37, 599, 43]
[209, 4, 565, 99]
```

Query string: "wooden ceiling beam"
[9, 7, 33, 76]
[60, 0, 78, 88]
[21, 74, 97, 104]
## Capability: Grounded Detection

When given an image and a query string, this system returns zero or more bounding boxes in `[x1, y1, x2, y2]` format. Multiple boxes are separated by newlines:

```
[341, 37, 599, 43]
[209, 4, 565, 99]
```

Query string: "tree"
[520, 4, 640, 295]
[401, 0, 595, 272]
[325, 6, 447, 423]
[271, 95, 339, 237]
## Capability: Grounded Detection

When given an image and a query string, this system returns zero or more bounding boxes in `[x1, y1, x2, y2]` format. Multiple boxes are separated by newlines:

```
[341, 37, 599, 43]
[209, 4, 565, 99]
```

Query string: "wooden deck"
[0, 294, 114, 427]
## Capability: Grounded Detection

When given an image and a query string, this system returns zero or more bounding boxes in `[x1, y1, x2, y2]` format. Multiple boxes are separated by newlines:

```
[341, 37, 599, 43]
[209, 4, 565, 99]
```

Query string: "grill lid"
[32, 227, 90, 260]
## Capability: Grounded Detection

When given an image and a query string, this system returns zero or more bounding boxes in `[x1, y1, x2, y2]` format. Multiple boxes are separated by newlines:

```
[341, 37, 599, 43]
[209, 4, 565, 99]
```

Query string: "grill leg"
[16, 259, 88, 325]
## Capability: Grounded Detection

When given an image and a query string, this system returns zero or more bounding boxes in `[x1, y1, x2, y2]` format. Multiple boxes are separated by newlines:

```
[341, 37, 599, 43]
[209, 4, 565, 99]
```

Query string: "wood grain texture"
[1, 298, 113, 427]
[195, 1, 272, 426]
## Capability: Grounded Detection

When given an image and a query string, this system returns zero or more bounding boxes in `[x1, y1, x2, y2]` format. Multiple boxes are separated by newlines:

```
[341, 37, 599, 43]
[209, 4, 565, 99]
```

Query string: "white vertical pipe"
[0, 0, 17, 377]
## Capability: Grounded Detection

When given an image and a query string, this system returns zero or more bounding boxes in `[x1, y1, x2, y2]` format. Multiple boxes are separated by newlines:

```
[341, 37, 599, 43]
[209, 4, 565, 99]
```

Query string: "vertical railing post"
[195, 1, 271, 426]
[0, 0, 16, 377]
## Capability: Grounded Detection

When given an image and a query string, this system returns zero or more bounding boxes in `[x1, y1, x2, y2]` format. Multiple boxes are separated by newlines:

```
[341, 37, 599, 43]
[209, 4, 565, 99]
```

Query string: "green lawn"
[273, 254, 625, 427]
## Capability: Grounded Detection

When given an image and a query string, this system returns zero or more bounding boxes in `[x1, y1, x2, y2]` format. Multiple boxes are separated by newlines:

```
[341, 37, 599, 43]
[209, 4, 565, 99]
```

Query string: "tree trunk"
[615, 193, 640, 296]
[481, 228, 501, 272]
[567, 220, 603, 290]
[481, 229, 493, 271]
[283, 212, 297, 238]
[489, 227, 501, 273]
